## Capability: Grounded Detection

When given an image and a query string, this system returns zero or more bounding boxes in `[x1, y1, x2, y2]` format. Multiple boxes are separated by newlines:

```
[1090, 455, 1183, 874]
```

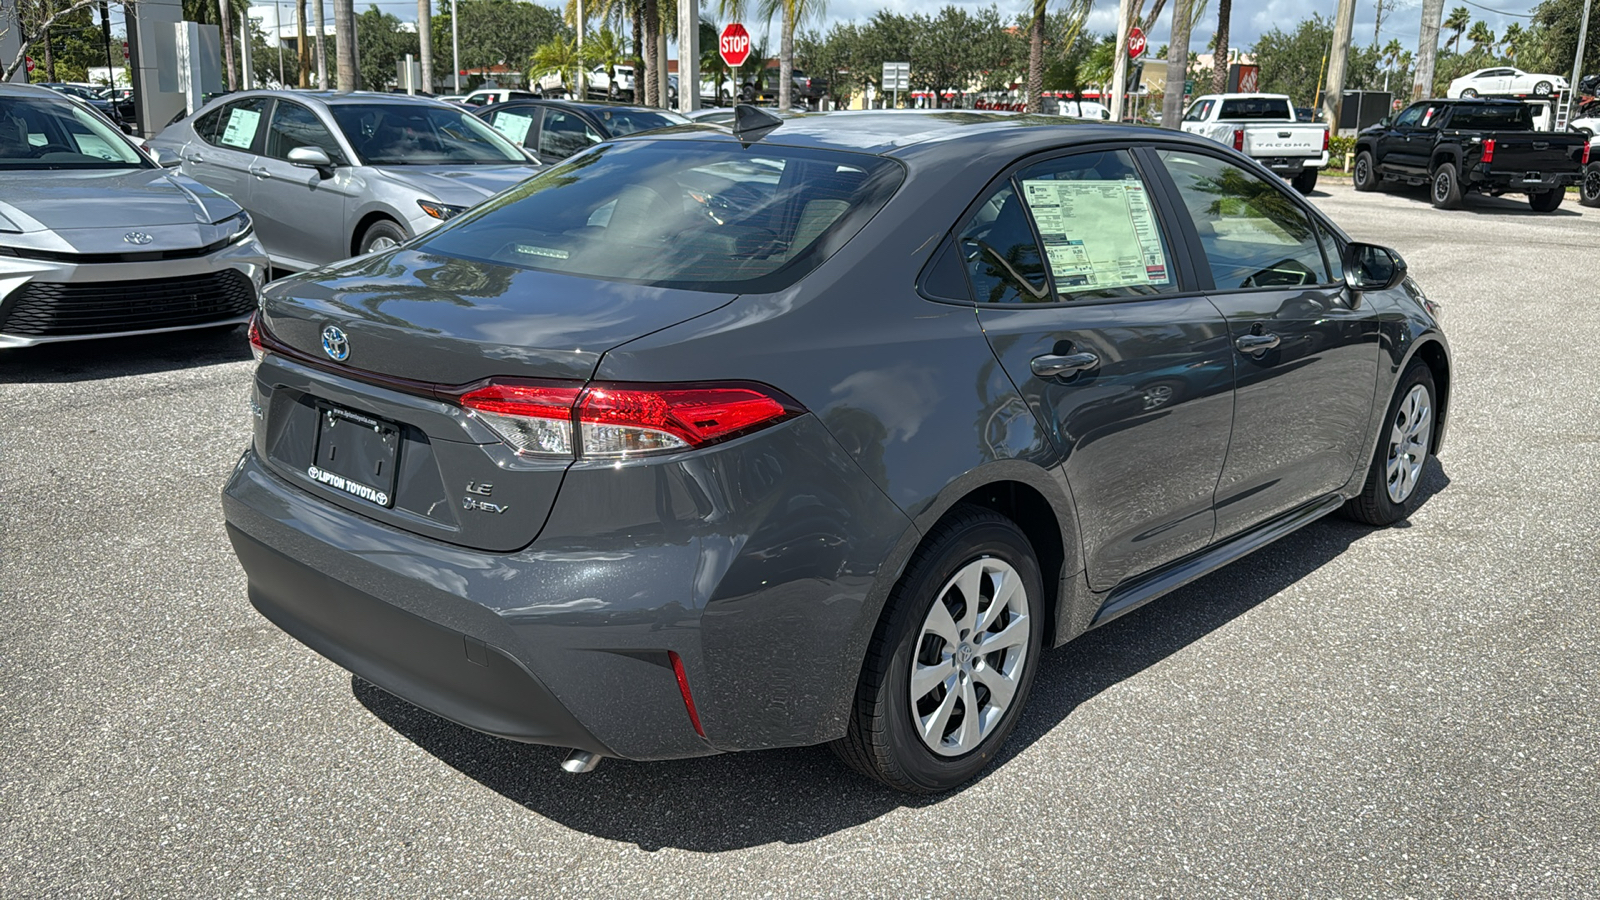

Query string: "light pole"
[451, 0, 459, 92]
[1567, 0, 1593, 127]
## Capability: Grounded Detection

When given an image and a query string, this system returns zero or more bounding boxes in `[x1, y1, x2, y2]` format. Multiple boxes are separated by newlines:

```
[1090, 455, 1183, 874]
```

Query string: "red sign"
[1127, 27, 1147, 60]
[1237, 64, 1260, 93]
[25, 56, 34, 73]
[719, 23, 751, 68]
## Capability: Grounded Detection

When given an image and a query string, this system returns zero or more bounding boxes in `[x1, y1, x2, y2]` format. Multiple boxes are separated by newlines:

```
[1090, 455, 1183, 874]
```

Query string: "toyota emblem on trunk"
[123, 231, 153, 245]
[321, 325, 350, 361]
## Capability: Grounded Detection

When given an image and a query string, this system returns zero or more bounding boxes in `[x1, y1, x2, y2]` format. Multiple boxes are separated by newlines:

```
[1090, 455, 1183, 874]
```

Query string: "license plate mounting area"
[309, 402, 400, 508]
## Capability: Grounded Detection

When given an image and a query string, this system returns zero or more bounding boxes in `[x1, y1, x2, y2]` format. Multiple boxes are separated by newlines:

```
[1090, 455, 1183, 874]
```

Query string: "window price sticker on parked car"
[492, 111, 536, 145]
[220, 108, 261, 149]
[1021, 179, 1169, 291]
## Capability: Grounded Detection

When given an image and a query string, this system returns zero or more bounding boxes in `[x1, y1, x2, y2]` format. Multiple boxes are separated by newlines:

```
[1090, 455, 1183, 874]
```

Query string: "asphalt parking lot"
[3, 183, 1598, 898]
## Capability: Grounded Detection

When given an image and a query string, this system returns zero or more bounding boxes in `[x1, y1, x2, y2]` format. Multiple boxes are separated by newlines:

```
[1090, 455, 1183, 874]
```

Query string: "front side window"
[328, 103, 527, 165]
[957, 149, 1175, 304]
[1158, 149, 1331, 290]
[1393, 105, 1425, 128]
[1183, 99, 1215, 122]
[0, 94, 144, 169]
[265, 101, 343, 161]
[539, 110, 603, 159]
[418, 141, 903, 293]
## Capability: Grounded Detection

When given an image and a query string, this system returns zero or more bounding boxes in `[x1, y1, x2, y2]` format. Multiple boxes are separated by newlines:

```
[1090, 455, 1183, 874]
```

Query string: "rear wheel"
[1430, 162, 1463, 209]
[1535, 80, 1554, 96]
[1343, 361, 1437, 526]
[1582, 162, 1600, 207]
[1528, 188, 1564, 212]
[1460, 88, 1479, 98]
[358, 219, 406, 255]
[832, 507, 1044, 794]
[1290, 167, 1319, 195]
[1352, 150, 1379, 192]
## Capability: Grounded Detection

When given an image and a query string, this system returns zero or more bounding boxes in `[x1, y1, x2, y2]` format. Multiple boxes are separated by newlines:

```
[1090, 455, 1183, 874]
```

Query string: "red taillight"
[1482, 137, 1496, 164]
[1323, 129, 1330, 151]
[247, 311, 265, 362]
[1585, 141, 1592, 166]
[457, 380, 799, 459]
[1232, 128, 1245, 151]
[668, 650, 706, 738]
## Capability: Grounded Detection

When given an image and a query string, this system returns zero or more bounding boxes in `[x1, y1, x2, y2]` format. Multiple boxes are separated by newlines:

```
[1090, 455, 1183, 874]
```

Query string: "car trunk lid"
[253, 248, 738, 552]
[1479, 130, 1586, 176]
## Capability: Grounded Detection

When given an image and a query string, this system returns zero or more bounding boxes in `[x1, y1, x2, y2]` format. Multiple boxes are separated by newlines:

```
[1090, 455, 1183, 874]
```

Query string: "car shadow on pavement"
[0, 324, 250, 384]
[1379, 185, 1583, 216]
[354, 462, 1450, 852]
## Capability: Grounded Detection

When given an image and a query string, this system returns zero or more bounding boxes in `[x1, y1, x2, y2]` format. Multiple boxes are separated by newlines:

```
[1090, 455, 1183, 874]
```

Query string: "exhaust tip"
[560, 749, 602, 774]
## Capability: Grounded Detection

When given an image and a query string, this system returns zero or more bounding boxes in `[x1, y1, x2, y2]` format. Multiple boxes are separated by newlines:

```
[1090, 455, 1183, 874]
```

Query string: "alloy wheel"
[1433, 170, 1452, 204]
[1386, 384, 1433, 504]
[909, 557, 1031, 757]
[366, 236, 399, 254]
[1354, 156, 1370, 185]
[1584, 167, 1600, 203]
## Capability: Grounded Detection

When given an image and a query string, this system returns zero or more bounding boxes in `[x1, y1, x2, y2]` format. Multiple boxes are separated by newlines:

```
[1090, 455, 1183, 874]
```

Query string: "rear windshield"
[419, 140, 904, 293]
[590, 108, 687, 136]
[1218, 98, 1292, 120]
[1446, 103, 1534, 130]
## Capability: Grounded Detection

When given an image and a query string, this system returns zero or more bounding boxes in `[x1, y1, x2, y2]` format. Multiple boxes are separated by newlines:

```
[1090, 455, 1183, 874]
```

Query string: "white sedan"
[1447, 67, 1567, 98]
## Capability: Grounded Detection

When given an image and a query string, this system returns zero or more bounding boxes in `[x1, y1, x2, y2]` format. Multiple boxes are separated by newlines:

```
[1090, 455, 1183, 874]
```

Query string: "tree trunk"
[43, 7, 56, 83]
[1210, 0, 1230, 93]
[778, 3, 793, 110]
[1411, 0, 1444, 102]
[416, 0, 432, 92]
[313, 0, 327, 87]
[296, 0, 310, 87]
[1025, 0, 1044, 112]
[642, 0, 658, 107]
[1163, 0, 1192, 129]
[219, 0, 238, 90]
[632, 0, 643, 94]
[335, 0, 357, 90]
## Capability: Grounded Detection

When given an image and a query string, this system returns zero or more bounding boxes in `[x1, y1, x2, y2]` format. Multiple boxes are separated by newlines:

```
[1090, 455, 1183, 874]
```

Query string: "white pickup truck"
[1181, 93, 1330, 194]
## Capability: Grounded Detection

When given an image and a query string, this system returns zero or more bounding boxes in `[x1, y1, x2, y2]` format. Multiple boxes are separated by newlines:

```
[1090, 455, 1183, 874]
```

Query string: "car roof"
[620, 110, 1210, 160]
[503, 99, 671, 115]
[0, 83, 69, 98]
[198, 89, 455, 108]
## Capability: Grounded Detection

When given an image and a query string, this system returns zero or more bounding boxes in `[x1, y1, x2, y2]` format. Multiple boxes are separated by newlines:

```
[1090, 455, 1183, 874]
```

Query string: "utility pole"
[677, 0, 698, 112]
[314, 0, 327, 87]
[576, 0, 585, 99]
[416, 0, 431, 93]
[1567, 0, 1592, 127]
[334, 0, 356, 90]
[1321, 0, 1357, 135]
[451, 0, 459, 93]
[1373, 0, 1389, 44]
[1162, 0, 1192, 129]
[1110, 0, 1133, 120]
[99, 1, 114, 86]
[1411, 0, 1444, 102]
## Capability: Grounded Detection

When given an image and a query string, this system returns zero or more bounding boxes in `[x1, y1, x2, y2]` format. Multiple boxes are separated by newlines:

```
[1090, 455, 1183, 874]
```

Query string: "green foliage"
[529, 36, 582, 91]
[433, 0, 568, 84]
[1328, 134, 1356, 158]
[1250, 14, 1413, 105]
[356, 5, 417, 89]
[1532, 0, 1599, 79]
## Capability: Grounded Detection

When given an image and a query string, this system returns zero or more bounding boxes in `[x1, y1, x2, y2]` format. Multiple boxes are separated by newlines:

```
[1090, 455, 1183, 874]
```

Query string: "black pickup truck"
[1352, 98, 1587, 211]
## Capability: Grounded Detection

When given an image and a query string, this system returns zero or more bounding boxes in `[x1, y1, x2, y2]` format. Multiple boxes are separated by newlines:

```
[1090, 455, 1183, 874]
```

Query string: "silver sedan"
[0, 83, 268, 348]
[147, 91, 540, 272]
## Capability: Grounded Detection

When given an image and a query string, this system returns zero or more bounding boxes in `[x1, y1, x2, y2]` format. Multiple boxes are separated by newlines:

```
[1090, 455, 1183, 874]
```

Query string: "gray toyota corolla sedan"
[147, 91, 539, 272]
[224, 110, 1451, 793]
[0, 83, 267, 348]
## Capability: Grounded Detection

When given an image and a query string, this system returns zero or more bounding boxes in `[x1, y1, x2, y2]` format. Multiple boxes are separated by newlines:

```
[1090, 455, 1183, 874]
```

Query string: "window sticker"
[220, 107, 261, 149]
[493, 111, 535, 144]
[1421, 107, 1436, 127]
[1020, 178, 1170, 292]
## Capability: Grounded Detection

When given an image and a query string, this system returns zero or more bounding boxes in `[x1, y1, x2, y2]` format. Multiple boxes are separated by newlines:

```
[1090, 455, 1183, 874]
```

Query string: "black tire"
[1290, 167, 1319, 195]
[1460, 88, 1478, 98]
[1528, 188, 1564, 212]
[357, 219, 407, 255]
[1352, 150, 1380, 192]
[1343, 361, 1437, 526]
[1534, 80, 1553, 96]
[1430, 162, 1463, 209]
[831, 506, 1045, 794]
[1582, 162, 1600, 207]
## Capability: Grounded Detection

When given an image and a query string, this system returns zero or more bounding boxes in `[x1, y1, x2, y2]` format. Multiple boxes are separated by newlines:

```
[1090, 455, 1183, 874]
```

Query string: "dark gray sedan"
[224, 111, 1450, 793]
[148, 91, 539, 272]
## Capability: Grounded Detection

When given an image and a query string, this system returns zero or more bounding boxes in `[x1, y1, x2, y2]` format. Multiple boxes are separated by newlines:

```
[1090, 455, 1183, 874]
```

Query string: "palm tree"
[417, 0, 432, 92]
[531, 36, 584, 95]
[1467, 20, 1494, 55]
[1210, 0, 1231, 93]
[1502, 21, 1523, 63]
[583, 27, 628, 99]
[1026, 0, 1046, 112]
[1444, 6, 1470, 55]
[750, 0, 825, 110]
[335, 0, 357, 90]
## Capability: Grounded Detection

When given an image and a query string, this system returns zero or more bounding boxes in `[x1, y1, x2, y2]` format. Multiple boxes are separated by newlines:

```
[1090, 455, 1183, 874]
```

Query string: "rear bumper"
[1468, 165, 1581, 191]
[221, 409, 912, 760]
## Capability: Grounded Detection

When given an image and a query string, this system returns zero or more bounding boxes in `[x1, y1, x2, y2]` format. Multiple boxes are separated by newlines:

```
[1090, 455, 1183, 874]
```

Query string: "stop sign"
[1127, 26, 1147, 60]
[719, 23, 751, 68]
[25, 56, 34, 73]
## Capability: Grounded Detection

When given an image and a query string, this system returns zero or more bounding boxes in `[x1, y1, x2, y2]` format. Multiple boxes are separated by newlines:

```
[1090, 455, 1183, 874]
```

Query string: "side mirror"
[1343, 242, 1407, 293]
[148, 145, 182, 167]
[286, 145, 333, 169]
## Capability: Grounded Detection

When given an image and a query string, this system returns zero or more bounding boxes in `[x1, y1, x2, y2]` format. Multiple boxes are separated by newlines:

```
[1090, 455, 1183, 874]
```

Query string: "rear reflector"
[457, 380, 800, 460]
[1483, 138, 1496, 164]
[668, 651, 706, 738]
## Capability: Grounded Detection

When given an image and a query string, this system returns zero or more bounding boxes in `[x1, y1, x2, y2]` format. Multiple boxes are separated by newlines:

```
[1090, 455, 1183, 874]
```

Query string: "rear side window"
[487, 107, 540, 146]
[209, 98, 269, 151]
[1158, 149, 1332, 289]
[1218, 98, 1292, 120]
[418, 141, 904, 293]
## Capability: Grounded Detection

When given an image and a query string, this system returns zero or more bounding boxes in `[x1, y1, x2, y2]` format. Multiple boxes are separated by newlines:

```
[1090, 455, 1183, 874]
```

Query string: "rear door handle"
[1030, 352, 1099, 379]
[249, 165, 270, 178]
[185, 152, 204, 163]
[1235, 333, 1281, 353]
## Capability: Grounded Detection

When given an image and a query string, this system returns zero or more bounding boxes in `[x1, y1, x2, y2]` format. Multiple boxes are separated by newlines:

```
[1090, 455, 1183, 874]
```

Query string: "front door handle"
[249, 165, 270, 178]
[185, 152, 204, 163]
[1030, 351, 1099, 379]
[1235, 333, 1281, 353]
